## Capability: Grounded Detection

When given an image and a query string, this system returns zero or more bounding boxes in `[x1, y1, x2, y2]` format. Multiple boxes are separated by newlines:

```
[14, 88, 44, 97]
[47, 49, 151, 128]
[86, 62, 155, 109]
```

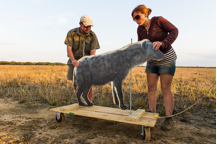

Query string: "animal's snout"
[152, 50, 164, 61]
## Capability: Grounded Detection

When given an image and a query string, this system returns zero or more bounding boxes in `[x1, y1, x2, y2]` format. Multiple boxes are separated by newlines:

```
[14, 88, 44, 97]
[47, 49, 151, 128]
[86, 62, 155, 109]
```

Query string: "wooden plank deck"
[126, 109, 146, 122]
[50, 103, 159, 127]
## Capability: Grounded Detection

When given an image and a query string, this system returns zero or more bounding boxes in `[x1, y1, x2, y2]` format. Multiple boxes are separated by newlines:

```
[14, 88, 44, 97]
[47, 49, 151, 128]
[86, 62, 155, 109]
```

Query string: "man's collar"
[76, 27, 90, 36]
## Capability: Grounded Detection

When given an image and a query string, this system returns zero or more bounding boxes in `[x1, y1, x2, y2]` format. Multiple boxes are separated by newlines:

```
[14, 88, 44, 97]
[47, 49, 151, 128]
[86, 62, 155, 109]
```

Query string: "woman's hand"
[153, 41, 162, 50]
[72, 59, 79, 67]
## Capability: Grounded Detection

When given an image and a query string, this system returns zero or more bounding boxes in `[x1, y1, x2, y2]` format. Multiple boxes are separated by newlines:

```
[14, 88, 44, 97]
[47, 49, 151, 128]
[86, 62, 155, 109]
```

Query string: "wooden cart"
[50, 103, 159, 141]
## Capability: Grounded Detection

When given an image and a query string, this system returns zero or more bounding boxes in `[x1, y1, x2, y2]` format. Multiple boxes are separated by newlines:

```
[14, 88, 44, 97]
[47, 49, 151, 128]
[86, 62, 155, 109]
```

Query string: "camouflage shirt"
[64, 27, 100, 64]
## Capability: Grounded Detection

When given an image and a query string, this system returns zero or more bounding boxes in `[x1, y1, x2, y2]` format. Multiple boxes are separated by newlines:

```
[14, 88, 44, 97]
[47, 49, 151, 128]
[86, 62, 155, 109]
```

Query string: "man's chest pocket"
[85, 39, 91, 55]
[72, 36, 80, 52]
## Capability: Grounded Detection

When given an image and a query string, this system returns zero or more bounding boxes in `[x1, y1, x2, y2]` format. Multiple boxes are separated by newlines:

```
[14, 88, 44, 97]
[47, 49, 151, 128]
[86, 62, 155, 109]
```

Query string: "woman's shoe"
[161, 117, 174, 131]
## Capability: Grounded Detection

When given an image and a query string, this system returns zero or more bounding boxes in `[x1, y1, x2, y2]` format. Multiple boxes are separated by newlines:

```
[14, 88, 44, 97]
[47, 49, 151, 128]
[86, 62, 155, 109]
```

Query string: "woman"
[131, 5, 178, 131]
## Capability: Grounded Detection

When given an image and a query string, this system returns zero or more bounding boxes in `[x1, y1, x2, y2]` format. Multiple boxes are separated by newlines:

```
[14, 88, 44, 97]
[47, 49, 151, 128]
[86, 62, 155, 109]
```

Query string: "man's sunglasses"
[83, 25, 91, 28]
[133, 13, 143, 21]
[81, 22, 91, 28]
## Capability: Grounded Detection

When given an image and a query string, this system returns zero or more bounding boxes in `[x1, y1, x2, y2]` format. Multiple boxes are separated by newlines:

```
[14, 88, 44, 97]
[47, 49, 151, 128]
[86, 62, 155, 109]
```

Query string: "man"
[64, 15, 100, 102]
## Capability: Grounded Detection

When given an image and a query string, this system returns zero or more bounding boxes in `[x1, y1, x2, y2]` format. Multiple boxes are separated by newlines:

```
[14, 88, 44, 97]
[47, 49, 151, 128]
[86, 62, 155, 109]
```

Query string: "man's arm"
[90, 49, 96, 55]
[67, 45, 79, 67]
[89, 31, 100, 55]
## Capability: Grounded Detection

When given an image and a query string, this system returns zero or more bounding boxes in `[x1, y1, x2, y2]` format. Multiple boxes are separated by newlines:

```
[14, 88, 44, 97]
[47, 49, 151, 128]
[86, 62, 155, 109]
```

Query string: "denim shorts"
[145, 60, 176, 76]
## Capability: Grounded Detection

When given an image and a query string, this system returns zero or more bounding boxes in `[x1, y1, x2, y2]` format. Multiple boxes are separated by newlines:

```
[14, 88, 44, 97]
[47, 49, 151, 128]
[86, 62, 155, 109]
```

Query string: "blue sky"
[0, 0, 216, 67]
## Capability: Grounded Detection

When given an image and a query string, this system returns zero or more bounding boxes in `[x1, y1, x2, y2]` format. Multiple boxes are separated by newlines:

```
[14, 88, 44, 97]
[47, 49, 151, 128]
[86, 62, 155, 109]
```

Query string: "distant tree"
[54, 62, 66, 66]
[16, 62, 24, 65]
[0, 61, 10, 65]
[0, 61, 66, 65]
[10, 61, 17, 65]
[35, 62, 45, 65]
[24, 62, 35, 65]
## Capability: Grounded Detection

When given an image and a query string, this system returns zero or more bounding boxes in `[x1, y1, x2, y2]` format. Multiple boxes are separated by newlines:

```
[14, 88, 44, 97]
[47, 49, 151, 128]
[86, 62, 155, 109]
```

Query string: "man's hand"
[72, 59, 79, 67]
[67, 46, 79, 67]
[153, 41, 162, 50]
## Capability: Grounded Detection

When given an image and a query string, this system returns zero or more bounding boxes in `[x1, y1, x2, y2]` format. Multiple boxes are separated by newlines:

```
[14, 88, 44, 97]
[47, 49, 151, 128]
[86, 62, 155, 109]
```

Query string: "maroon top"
[137, 16, 178, 54]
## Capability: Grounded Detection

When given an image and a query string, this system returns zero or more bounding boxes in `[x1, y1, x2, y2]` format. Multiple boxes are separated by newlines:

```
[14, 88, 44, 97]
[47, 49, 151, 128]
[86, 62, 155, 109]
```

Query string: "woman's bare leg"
[160, 74, 174, 116]
[147, 73, 159, 112]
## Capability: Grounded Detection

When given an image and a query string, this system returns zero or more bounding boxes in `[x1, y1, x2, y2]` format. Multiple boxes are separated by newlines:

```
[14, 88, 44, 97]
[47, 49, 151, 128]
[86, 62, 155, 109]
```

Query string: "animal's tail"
[73, 68, 78, 93]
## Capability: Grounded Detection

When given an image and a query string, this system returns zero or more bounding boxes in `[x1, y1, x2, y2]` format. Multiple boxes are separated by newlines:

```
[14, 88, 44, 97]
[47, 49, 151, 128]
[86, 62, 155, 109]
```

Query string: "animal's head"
[141, 39, 164, 60]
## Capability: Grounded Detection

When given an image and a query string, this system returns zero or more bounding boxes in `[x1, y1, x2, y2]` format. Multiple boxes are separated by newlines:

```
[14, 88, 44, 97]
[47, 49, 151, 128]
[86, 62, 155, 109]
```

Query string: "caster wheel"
[143, 127, 151, 141]
[56, 113, 65, 123]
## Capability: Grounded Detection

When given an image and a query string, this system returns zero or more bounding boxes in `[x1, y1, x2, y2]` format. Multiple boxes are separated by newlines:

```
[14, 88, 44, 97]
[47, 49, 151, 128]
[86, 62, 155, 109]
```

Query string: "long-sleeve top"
[137, 16, 178, 54]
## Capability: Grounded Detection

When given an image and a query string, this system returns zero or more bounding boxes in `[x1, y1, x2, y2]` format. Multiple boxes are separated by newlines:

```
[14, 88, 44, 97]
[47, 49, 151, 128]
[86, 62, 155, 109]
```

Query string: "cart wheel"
[143, 127, 151, 141]
[56, 113, 65, 123]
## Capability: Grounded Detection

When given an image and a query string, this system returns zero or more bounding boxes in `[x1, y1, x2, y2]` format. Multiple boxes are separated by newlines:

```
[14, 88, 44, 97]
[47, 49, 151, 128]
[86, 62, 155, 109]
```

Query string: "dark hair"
[131, 5, 152, 18]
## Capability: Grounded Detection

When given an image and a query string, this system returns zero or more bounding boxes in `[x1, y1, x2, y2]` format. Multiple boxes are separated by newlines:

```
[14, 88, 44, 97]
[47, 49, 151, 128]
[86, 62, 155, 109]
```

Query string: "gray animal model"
[73, 39, 164, 110]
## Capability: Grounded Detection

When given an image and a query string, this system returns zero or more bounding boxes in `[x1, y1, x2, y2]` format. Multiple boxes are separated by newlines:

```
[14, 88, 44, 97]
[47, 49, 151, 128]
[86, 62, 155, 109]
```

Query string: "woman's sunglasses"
[133, 14, 143, 21]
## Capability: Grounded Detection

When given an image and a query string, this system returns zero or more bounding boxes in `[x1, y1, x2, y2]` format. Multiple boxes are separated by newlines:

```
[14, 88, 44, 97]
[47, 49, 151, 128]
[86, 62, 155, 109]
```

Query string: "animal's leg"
[76, 86, 87, 106]
[82, 85, 93, 106]
[111, 82, 119, 106]
[113, 81, 128, 110]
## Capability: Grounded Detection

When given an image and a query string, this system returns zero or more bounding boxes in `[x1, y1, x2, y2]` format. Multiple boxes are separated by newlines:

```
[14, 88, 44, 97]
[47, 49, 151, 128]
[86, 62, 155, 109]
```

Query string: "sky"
[0, 0, 216, 67]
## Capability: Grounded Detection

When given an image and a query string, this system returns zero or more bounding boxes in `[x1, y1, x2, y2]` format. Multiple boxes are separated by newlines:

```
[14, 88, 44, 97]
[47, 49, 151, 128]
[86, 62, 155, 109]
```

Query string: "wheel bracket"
[57, 112, 60, 120]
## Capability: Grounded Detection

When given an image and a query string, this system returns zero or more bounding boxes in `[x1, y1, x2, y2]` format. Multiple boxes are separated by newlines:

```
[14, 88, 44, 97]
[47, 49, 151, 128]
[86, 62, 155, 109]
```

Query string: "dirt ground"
[0, 97, 216, 144]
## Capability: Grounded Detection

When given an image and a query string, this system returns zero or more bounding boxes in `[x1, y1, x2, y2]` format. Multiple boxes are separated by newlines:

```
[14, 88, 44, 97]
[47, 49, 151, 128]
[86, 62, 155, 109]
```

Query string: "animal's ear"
[141, 40, 153, 50]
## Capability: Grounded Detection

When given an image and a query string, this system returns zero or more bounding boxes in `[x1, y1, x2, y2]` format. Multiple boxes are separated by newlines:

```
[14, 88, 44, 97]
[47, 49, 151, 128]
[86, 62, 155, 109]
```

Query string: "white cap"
[80, 15, 94, 27]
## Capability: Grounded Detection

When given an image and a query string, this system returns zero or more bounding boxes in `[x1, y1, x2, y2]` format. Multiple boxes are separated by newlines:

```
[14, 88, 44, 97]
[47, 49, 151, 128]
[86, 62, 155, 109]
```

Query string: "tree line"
[0, 61, 66, 66]
[0, 61, 215, 68]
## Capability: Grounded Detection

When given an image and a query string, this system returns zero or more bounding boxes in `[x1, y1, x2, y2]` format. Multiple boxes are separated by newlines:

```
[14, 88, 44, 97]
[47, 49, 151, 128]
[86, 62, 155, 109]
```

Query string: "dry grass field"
[0, 65, 216, 143]
[0, 65, 216, 116]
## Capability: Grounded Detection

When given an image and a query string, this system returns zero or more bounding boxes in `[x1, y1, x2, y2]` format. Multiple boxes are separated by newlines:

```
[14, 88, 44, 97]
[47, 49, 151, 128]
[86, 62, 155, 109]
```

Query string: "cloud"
[60, 28, 69, 31]
[68, 12, 74, 17]
[0, 51, 67, 63]
[177, 59, 216, 67]
[31, 0, 43, 6]
[41, 27, 52, 30]
[42, 13, 71, 26]
[101, 41, 113, 45]
[15, 16, 31, 21]
[57, 17, 68, 25]
[0, 41, 14, 45]
[176, 51, 216, 67]
[187, 51, 215, 59]
[13, 12, 74, 30]
[182, 32, 199, 38]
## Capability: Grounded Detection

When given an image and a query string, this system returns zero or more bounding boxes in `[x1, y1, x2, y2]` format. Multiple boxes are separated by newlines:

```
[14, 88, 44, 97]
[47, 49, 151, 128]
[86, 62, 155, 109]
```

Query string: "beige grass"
[0, 65, 215, 116]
